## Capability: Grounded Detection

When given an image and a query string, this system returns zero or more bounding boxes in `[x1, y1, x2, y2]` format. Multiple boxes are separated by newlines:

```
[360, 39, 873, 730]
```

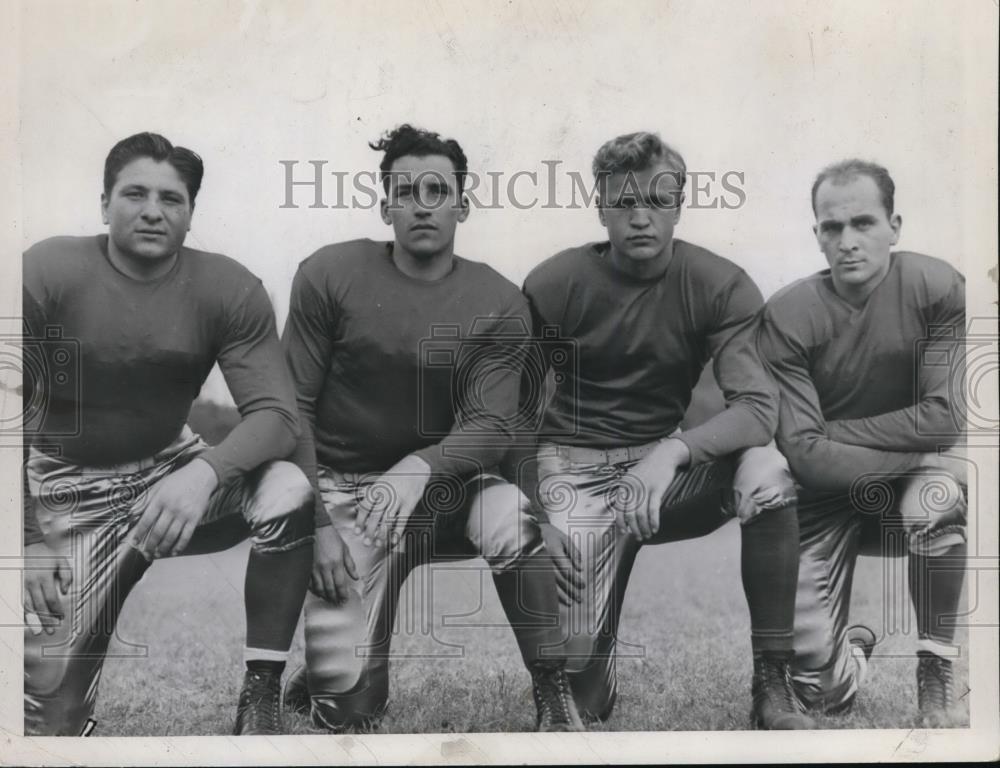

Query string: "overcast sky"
[15, 0, 997, 402]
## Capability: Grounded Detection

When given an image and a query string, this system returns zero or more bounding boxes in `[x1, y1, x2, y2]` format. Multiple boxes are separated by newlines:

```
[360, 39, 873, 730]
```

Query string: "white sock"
[244, 647, 290, 665]
[917, 638, 959, 659]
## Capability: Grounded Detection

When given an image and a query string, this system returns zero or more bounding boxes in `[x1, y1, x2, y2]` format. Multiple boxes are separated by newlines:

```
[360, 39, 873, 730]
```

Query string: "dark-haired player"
[520, 131, 811, 729]
[22, 132, 314, 735]
[279, 124, 583, 732]
[758, 159, 967, 726]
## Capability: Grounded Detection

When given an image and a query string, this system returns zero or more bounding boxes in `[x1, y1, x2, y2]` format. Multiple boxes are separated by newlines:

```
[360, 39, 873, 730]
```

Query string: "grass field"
[96, 521, 971, 736]
[90, 398, 971, 736]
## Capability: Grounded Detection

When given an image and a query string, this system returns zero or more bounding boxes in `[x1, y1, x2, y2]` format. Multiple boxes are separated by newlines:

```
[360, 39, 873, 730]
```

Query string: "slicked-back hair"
[811, 159, 895, 217]
[592, 132, 687, 192]
[103, 132, 204, 204]
[369, 124, 468, 194]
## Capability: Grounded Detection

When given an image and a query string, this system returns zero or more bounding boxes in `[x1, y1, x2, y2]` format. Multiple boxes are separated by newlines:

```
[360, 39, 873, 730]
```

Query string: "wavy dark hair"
[103, 132, 204, 204]
[369, 124, 468, 194]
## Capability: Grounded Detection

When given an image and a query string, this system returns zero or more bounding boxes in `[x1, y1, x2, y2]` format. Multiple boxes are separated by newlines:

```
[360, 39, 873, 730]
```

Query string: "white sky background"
[4, 3, 999, 761]
[16, 0, 998, 403]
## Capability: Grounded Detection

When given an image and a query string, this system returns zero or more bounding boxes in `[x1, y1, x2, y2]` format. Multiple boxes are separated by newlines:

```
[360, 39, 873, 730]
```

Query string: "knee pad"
[251, 498, 314, 553]
[903, 473, 967, 556]
[471, 485, 542, 570]
[247, 461, 315, 552]
[732, 446, 797, 524]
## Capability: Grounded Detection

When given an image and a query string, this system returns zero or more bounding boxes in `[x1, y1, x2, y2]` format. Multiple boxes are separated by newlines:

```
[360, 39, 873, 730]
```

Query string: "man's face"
[101, 157, 193, 263]
[380, 154, 468, 258]
[598, 162, 685, 263]
[813, 174, 901, 293]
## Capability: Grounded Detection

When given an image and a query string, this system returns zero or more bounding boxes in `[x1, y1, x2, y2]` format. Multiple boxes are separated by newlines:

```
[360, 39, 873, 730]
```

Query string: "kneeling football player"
[280, 124, 583, 732]
[519, 131, 811, 729]
[22, 132, 314, 736]
[758, 159, 967, 727]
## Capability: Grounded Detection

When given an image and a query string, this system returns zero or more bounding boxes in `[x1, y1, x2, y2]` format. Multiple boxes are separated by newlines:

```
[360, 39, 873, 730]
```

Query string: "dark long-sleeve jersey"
[521, 239, 778, 465]
[22, 235, 300, 486]
[757, 251, 965, 495]
[281, 239, 531, 525]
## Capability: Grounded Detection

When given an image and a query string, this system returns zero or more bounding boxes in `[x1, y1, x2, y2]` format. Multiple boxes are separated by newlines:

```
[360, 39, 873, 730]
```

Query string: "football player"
[22, 132, 314, 735]
[758, 159, 967, 726]
[519, 131, 812, 729]
[279, 124, 583, 732]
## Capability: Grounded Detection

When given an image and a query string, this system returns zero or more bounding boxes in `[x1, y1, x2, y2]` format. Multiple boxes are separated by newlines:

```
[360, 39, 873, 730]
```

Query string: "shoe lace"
[240, 672, 281, 732]
[532, 664, 574, 728]
[917, 654, 953, 711]
[757, 657, 799, 712]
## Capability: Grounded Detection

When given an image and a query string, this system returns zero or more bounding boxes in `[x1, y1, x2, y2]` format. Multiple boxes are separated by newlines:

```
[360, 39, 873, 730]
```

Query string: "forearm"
[416, 329, 527, 479]
[827, 399, 962, 452]
[783, 435, 925, 493]
[413, 426, 513, 480]
[677, 402, 773, 465]
[198, 409, 298, 486]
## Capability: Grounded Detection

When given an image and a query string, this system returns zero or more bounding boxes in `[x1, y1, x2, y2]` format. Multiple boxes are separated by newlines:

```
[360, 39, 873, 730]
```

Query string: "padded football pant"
[791, 454, 968, 713]
[23, 426, 314, 736]
[303, 466, 558, 729]
[536, 440, 798, 720]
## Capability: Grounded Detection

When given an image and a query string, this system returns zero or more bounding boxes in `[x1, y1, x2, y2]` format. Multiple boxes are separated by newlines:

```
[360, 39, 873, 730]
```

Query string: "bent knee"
[248, 462, 314, 552]
[466, 482, 542, 569]
[733, 443, 797, 522]
[250, 461, 314, 518]
[901, 471, 965, 520]
[900, 470, 967, 555]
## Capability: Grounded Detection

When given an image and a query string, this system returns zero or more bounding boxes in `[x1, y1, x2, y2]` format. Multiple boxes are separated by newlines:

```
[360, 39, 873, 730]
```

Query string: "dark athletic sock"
[492, 559, 562, 668]
[246, 659, 286, 676]
[909, 540, 967, 646]
[244, 543, 312, 654]
[740, 503, 799, 655]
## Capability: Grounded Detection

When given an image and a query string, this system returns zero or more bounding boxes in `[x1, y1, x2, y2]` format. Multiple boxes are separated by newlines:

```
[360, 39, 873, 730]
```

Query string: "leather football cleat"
[751, 654, 815, 730]
[916, 651, 954, 728]
[233, 669, 283, 735]
[281, 665, 311, 715]
[531, 661, 585, 732]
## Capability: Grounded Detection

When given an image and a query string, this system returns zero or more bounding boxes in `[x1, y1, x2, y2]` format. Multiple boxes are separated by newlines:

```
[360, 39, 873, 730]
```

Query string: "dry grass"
[96, 522, 971, 736]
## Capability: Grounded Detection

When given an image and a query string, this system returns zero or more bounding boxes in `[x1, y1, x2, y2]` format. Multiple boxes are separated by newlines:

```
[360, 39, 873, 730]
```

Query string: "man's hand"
[310, 525, 359, 603]
[539, 522, 584, 606]
[617, 438, 691, 540]
[23, 541, 72, 636]
[131, 458, 219, 559]
[355, 454, 431, 549]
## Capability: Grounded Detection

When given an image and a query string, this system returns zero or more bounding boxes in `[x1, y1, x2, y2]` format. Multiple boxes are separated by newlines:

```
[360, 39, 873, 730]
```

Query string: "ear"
[889, 212, 902, 245]
[100, 193, 109, 225]
[812, 222, 820, 246]
[673, 191, 686, 224]
[597, 198, 607, 228]
[456, 194, 470, 223]
[380, 197, 392, 226]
